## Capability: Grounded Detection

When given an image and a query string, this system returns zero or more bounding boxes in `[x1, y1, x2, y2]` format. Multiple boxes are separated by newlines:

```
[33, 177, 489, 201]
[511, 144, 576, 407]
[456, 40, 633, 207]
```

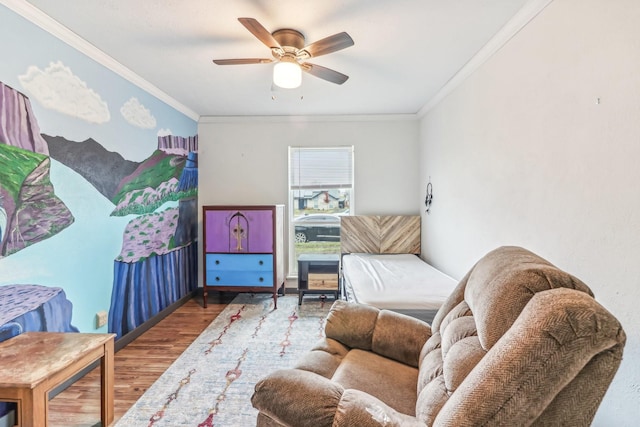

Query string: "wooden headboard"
[340, 215, 421, 255]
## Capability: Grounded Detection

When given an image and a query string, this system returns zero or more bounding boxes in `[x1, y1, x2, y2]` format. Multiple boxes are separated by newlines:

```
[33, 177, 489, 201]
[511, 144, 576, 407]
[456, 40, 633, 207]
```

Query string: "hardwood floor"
[47, 293, 235, 427]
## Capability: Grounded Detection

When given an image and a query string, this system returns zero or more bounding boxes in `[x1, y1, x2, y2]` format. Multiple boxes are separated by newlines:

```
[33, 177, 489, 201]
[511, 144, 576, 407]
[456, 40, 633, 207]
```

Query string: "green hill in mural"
[0, 141, 45, 199]
[111, 149, 196, 216]
[0, 143, 74, 255]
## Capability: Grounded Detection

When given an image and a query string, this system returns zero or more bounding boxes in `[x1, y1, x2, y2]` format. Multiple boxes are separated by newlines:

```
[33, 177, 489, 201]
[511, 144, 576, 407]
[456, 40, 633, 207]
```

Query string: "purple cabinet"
[202, 205, 285, 308]
[205, 209, 273, 253]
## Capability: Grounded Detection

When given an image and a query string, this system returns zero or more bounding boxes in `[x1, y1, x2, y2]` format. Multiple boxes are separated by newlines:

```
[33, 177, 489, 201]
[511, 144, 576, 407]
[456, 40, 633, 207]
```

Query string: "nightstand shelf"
[297, 253, 340, 305]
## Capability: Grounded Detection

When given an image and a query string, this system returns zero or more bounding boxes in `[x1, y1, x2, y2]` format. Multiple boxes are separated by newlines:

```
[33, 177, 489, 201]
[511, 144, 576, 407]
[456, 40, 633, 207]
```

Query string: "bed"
[340, 215, 457, 323]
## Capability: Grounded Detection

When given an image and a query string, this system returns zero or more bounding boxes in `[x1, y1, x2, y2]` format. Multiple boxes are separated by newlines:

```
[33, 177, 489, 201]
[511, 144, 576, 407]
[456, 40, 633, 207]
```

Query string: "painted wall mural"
[0, 0, 200, 397]
[0, 76, 199, 338]
[0, 6, 200, 422]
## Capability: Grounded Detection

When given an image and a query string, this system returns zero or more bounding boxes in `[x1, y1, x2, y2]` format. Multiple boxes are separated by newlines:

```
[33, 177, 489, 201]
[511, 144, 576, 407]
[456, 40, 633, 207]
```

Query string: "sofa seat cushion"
[331, 349, 418, 416]
[294, 338, 350, 379]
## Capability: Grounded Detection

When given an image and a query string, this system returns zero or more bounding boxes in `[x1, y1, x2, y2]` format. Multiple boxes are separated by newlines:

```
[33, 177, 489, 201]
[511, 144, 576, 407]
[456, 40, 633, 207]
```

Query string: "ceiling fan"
[213, 18, 354, 88]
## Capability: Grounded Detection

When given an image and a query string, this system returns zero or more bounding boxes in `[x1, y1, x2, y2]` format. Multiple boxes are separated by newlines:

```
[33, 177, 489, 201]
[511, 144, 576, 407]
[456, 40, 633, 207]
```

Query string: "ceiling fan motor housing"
[272, 29, 305, 50]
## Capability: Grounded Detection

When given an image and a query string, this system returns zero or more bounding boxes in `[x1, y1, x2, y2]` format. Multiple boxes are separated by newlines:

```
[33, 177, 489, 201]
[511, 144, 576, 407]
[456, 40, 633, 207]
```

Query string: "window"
[288, 146, 354, 275]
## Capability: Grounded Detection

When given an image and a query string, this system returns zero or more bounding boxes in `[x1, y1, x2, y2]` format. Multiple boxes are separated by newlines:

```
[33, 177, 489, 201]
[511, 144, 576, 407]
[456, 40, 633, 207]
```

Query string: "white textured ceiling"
[19, 0, 535, 118]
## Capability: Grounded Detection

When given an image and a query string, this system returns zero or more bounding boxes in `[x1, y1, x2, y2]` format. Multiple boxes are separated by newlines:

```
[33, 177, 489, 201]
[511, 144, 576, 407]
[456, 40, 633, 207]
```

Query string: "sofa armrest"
[325, 300, 432, 367]
[252, 369, 425, 427]
[336, 389, 426, 427]
[252, 369, 343, 427]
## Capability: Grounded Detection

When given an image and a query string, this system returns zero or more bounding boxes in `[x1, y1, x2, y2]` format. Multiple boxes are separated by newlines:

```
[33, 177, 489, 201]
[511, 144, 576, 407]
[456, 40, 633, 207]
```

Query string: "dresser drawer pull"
[215, 276, 220, 281]
[259, 277, 264, 282]
[215, 260, 220, 265]
[259, 260, 264, 265]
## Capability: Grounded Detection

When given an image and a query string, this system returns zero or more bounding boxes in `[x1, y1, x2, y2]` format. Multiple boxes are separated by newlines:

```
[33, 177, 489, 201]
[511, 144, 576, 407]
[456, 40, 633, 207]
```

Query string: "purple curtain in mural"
[108, 242, 197, 338]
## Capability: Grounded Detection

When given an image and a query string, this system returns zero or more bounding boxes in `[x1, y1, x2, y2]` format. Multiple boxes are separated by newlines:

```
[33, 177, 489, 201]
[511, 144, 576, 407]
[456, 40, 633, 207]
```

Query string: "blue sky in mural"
[0, 4, 197, 161]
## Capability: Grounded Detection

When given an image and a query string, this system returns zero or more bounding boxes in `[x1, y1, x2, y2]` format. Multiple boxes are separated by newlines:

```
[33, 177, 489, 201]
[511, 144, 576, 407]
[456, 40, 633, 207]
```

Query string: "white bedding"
[342, 253, 457, 311]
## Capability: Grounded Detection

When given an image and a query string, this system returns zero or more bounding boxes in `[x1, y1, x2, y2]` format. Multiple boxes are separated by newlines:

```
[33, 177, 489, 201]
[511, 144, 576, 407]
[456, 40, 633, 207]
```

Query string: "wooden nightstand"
[297, 254, 340, 305]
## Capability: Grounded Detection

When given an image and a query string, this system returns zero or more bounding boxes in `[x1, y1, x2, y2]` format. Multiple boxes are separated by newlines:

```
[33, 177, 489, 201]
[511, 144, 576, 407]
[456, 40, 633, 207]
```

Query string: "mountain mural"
[44, 134, 140, 201]
[0, 82, 73, 256]
[110, 149, 197, 216]
[109, 195, 198, 337]
[0, 81, 48, 155]
[1, 76, 198, 344]
[158, 134, 198, 156]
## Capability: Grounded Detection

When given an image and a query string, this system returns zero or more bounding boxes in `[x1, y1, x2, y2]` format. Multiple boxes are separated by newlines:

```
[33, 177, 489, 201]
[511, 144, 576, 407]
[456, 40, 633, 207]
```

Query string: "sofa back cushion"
[415, 246, 624, 426]
[461, 246, 592, 349]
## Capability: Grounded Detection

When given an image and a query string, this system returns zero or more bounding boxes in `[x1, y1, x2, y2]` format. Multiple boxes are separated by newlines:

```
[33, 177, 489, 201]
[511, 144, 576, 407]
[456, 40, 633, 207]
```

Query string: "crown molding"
[199, 113, 419, 124]
[1, 0, 200, 121]
[417, 0, 555, 118]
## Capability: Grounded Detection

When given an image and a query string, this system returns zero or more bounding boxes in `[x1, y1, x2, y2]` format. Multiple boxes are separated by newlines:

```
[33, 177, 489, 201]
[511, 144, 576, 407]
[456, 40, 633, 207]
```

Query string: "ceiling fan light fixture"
[273, 57, 302, 89]
[213, 18, 353, 87]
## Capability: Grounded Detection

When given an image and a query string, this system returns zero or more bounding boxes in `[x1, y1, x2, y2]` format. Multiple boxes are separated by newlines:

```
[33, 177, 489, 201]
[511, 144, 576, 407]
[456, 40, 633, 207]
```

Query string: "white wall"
[419, 0, 639, 424]
[198, 115, 420, 280]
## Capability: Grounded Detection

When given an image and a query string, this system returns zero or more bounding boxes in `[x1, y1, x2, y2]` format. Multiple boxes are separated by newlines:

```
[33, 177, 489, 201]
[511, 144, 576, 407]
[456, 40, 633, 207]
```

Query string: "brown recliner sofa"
[251, 246, 626, 426]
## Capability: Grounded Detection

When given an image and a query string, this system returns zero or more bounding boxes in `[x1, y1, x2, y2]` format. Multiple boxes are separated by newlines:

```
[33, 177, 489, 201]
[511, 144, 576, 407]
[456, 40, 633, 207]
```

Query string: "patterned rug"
[115, 293, 333, 427]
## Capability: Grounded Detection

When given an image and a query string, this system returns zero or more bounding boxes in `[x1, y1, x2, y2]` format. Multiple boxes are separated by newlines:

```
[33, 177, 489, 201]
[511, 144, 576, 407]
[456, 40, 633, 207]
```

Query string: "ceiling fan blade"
[213, 58, 273, 65]
[301, 63, 349, 85]
[238, 17, 281, 49]
[303, 32, 354, 58]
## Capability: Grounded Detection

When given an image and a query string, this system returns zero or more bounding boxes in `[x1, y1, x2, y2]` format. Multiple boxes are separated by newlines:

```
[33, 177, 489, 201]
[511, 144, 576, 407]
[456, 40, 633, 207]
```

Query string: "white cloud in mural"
[157, 128, 172, 136]
[18, 61, 110, 124]
[120, 97, 157, 129]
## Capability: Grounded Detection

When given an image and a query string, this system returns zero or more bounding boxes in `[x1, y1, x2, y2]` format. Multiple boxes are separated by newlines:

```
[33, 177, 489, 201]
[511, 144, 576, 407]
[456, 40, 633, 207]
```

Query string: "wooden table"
[0, 332, 115, 427]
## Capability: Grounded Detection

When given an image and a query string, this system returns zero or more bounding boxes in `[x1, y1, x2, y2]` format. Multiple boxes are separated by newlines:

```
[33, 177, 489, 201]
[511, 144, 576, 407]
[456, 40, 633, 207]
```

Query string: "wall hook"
[425, 179, 433, 214]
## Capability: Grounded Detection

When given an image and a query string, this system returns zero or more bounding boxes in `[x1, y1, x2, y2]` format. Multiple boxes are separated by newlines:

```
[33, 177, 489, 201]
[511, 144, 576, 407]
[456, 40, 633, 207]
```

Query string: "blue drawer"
[206, 253, 272, 270]
[206, 254, 274, 287]
[205, 270, 273, 287]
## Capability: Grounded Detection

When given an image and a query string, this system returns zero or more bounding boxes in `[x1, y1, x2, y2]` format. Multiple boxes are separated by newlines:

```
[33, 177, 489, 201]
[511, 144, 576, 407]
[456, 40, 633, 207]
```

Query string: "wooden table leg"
[100, 338, 115, 426]
[19, 385, 47, 427]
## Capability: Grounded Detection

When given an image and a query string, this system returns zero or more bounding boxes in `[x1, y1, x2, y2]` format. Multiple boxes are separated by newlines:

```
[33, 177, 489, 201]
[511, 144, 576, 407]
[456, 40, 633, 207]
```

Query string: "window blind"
[289, 146, 354, 190]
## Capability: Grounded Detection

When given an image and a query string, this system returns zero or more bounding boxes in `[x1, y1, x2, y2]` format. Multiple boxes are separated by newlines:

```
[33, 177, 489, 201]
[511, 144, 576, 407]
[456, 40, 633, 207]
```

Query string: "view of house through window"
[288, 146, 354, 275]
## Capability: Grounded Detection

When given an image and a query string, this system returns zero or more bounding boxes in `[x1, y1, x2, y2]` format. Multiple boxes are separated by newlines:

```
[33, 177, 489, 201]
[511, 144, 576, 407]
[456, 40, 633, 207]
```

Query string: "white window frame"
[287, 146, 354, 277]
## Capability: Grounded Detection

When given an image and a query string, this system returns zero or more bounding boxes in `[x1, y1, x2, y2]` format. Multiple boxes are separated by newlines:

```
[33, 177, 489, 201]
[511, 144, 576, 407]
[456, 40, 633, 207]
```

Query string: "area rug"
[115, 293, 333, 427]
